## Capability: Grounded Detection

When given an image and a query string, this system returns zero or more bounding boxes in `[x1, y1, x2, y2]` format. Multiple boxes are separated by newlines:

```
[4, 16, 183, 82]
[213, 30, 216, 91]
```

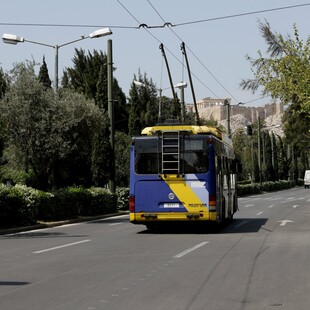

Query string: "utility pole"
[258, 116, 262, 186]
[224, 99, 231, 136]
[107, 39, 115, 193]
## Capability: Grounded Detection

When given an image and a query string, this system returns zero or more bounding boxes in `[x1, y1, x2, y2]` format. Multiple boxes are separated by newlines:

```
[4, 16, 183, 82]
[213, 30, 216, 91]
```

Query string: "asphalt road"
[1, 187, 310, 310]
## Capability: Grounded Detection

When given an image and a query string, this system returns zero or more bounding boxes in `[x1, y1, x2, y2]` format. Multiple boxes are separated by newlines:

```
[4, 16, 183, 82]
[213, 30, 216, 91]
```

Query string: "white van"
[304, 170, 310, 189]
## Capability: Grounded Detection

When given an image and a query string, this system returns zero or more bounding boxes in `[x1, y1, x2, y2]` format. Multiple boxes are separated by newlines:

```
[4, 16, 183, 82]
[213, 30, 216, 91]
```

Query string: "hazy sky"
[1, 0, 309, 106]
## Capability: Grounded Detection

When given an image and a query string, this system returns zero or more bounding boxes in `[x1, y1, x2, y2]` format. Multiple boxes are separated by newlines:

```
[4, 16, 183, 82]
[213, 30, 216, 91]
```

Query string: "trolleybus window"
[135, 137, 160, 174]
[134, 136, 209, 174]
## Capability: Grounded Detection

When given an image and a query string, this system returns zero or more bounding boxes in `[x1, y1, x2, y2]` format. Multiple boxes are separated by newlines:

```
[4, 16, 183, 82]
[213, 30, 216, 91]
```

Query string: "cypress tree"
[38, 56, 52, 89]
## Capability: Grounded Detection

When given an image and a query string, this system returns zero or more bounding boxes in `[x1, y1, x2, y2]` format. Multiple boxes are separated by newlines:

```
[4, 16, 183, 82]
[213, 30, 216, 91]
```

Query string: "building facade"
[186, 97, 284, 124]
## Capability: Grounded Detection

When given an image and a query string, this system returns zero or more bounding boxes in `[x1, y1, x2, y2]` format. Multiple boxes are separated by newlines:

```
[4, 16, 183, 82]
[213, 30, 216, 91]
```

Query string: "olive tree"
[0, 61, 109, 190]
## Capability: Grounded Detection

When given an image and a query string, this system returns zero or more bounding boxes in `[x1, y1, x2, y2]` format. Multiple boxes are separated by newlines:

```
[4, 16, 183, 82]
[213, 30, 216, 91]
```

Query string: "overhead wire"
[173, 3, 310, 27]
[115, 0, 162, 46]
[0, 22, 138, 29]
[116, 0, 218, 97]
[1, 3, 309, 29]
[146, 0, 237, 101]
[2, 1, 309, 104]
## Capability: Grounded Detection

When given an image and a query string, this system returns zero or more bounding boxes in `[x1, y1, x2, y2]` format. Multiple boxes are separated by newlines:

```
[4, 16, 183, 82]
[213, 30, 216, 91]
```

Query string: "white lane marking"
[244, 204, 254, 208]
[56, 223, 80, 228]
[235, 220, 248, 228]
[277, 220, 294, 227]
[256, 212, 263, 216]
[281, 197, 295, 204]
[293, 205, 299, 209]
[33, 239, 91, 254]
[269, 205, 274, 208]
[268, 197, 282, 201]
[174, 242, 208, 258]
[108, 223, 123, 226]
[91, 214, 129, 222]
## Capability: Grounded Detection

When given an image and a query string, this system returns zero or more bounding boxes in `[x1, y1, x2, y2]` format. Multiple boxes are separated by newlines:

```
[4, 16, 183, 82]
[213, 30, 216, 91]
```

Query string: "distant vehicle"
[129, 123, 240, 230]
[304, 170, 310, 189]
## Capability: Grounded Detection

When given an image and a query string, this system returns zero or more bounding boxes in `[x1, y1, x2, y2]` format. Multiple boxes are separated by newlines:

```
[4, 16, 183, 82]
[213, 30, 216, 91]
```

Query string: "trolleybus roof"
[141, 125, 233, 147]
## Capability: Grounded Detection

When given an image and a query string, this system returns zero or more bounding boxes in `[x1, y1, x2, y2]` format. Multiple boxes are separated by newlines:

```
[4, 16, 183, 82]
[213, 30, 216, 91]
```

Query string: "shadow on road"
[222, 218, 268, 234]
[0, 281, 30, 286]
[137, 218, 268, 235]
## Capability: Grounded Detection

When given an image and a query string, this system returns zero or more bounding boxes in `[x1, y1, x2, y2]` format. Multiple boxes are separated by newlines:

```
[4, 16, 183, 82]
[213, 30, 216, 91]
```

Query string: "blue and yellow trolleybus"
[129, 123, 239, 229]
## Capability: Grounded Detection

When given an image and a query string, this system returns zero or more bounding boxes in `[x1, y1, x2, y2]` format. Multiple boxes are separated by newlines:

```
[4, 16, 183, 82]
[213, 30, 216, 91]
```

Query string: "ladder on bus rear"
[161, 131, 180, 174]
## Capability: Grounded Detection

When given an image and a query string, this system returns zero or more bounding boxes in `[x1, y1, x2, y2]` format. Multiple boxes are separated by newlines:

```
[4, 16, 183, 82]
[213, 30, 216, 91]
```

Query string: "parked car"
[304, 170, 310, 189]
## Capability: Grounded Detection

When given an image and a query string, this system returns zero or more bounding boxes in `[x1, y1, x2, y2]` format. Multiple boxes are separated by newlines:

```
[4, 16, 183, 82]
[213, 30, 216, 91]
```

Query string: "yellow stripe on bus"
[161, 174, 208, 213]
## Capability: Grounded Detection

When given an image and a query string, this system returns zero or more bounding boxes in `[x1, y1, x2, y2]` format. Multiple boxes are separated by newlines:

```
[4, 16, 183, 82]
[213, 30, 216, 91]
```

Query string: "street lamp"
[2, 28, 112, 89]
[133, 81, 145, 88]
[3, 29, 115, 193]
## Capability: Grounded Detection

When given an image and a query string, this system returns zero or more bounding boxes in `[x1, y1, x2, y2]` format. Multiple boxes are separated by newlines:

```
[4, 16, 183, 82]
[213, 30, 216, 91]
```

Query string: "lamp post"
[107, 39, 115, 194]
[175, 82, 187, 123]
[2, 28, 112, 89]
[3, 29, 115, 193]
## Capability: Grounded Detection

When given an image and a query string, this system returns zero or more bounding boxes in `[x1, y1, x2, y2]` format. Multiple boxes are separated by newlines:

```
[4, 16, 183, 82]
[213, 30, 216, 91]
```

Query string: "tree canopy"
[241, 21, 310, 117]
[0, 61, 109, 190]
[241, 20, 310, 160]
[62, 48, 128, 132]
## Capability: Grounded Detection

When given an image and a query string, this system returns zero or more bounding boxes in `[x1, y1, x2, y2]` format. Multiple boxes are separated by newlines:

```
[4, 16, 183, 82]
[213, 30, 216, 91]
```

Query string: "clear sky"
[1, 0, 309, 106]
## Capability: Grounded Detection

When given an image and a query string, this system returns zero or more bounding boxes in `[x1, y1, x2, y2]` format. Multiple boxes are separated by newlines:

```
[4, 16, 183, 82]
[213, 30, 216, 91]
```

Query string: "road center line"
[33, 239, 91, 254]
[174, 242, 208, 258]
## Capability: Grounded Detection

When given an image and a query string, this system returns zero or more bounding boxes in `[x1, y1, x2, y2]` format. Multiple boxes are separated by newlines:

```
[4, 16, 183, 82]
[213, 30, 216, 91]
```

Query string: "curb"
[0, 211, 129, 236]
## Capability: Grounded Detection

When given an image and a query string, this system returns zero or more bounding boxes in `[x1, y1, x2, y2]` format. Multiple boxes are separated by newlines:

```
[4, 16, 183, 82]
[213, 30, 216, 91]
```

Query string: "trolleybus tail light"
[209, 195, 216, 211]
[129, 196, 135, 212]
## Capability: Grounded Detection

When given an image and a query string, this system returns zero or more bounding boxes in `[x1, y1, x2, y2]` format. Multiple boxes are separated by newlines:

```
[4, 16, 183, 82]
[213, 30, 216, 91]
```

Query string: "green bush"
[0, 184, 51, 227]
[237, 179, 298, 196]
[87, 187, 117, 215]
[37, 188, 77, 221]
[37, 186, 118, 221]
[116, 187, 129, 210]
[0, 184, 118, 227]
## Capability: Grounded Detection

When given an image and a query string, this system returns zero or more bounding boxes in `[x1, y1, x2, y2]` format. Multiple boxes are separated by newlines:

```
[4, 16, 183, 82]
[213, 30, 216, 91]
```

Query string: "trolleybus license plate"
[164, 203, 180, 208]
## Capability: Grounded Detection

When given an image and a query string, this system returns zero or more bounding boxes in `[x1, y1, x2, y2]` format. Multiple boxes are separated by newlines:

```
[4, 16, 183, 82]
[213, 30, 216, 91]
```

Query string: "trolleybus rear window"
[134, 136, 209, 174]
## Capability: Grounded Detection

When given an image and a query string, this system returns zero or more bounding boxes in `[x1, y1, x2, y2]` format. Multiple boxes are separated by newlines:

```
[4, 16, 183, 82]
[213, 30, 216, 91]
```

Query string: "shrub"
[87, 187, 117, 215]
[116, 187, 129, 210]
[37, 186, 118, 221]
[0, 184, 51, 227]
[37, 188, 76, 221]
[237, 179, 299, 196]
